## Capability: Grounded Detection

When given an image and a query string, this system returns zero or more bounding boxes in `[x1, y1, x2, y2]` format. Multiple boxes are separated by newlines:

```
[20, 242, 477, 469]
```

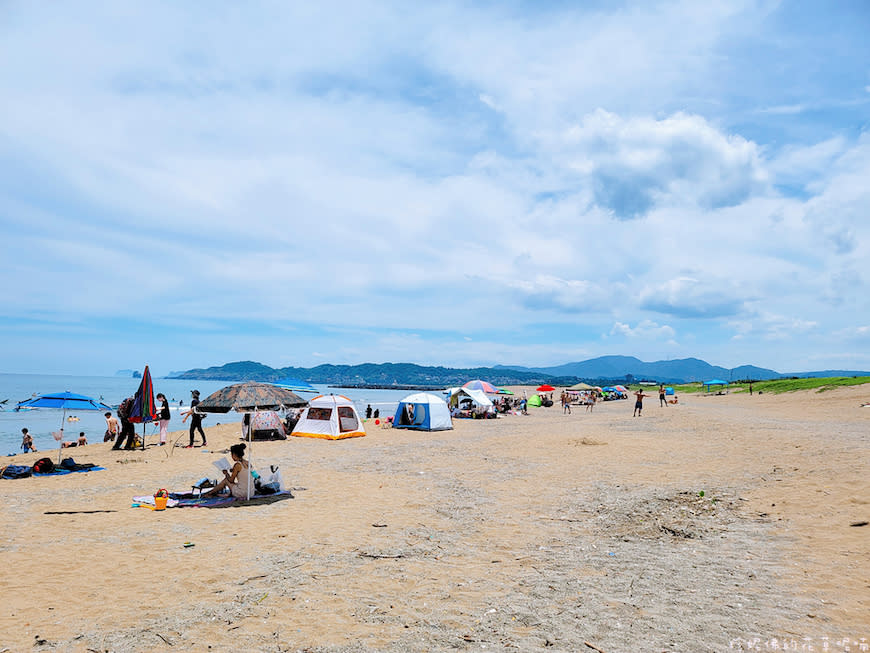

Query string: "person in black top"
[185, 390, 207, 448]
[156, 392, 171, 445]
[112, 397, 136, 450]
[365, 404, 373, 419]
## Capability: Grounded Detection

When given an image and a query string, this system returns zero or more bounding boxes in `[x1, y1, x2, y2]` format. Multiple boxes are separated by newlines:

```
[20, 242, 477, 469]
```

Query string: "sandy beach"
[1, 386, 867, 652]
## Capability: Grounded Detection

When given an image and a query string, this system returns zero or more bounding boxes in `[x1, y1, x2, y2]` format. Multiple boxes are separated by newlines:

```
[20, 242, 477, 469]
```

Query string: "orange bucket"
[154, 496, 168, 510]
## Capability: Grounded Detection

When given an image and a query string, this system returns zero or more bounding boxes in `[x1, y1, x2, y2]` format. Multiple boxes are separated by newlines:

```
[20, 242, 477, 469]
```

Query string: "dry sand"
[0, 386, 867, 652]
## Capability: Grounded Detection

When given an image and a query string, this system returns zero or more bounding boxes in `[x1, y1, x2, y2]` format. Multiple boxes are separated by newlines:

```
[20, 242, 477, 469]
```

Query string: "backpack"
[117, 397, 134, 420]
[32, 457, 55, 474]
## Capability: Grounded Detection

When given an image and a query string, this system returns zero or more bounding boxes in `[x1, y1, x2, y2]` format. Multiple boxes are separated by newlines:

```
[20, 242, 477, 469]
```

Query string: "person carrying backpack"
[111, 398, 136, 450]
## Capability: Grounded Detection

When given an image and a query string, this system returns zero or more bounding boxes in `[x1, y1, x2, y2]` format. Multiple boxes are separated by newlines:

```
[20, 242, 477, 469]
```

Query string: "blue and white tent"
[393, 393, 453, 431]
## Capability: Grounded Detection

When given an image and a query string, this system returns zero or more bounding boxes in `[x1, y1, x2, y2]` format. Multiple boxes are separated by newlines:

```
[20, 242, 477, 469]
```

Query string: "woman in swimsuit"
[203, 443, 254, 499]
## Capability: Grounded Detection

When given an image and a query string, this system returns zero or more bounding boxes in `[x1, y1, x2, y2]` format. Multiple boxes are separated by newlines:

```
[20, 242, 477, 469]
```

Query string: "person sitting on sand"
[77, 432, 88, 446]
[21, 428, 37, 453]
[202, 443, 254, 499]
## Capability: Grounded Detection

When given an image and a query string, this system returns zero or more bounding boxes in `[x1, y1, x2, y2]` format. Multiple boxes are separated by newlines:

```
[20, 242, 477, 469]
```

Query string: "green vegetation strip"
[672, 376, 870, 395]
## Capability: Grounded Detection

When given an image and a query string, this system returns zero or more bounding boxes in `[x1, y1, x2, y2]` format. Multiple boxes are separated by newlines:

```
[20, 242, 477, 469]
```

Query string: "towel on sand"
[133, 490, 293, 509]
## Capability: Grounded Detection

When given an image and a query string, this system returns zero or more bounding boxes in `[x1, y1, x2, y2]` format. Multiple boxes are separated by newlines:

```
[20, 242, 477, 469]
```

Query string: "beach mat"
[132, 490, 293, 509]
[2, 465, 106, 479]
[33, 466, 106, 477]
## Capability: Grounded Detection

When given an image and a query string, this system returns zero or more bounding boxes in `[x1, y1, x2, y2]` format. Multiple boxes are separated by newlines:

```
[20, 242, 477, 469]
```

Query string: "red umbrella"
[129, 365, 158, 449]
[536, 384, 555, 392]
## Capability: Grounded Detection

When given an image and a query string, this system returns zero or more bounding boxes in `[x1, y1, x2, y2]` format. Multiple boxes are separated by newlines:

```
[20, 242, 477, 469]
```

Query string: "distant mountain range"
[171, 361, 576, 387]
[172, 356, 870, 386]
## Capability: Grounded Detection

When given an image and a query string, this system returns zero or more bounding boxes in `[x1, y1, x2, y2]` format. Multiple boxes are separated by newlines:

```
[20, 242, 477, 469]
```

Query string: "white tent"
[448, 388, 494, 413]
[393, 393, 453, 431]
[291, 394, 366, 440]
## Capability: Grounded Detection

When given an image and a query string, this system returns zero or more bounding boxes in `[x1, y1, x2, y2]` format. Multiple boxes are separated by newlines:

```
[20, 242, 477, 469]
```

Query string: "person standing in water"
[21, 428, 37, 453]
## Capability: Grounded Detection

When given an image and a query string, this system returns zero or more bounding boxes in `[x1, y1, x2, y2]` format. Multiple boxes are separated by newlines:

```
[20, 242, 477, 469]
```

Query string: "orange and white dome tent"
[291, 394, 366, 440]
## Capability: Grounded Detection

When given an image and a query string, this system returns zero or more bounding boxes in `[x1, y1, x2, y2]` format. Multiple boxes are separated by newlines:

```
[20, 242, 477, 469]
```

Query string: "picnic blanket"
[132, 490, 293, 509]
[2, 464, 105, 479]
[34, 466, 105, 477]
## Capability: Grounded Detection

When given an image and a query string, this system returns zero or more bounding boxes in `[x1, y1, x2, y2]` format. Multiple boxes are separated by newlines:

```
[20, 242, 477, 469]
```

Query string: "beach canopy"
[665, 387, 675, 395]
[292, 394, 366, 440]
[393, 393, 452, 431]
[704, 379, 729, 392]
[462, 379, 500, 394]
[272, 377, 318, 393]
[536, 384, 555, 392]
[448, 388, 493, 410]
[197, 382, 307, 413]
[527, 394, 542, 407]
[568, 382, 594, 391]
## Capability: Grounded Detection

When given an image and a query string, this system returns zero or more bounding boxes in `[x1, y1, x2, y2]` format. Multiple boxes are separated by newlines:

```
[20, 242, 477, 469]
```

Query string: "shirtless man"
[633, 389, 648, 417]
[104, 411, 120, 442]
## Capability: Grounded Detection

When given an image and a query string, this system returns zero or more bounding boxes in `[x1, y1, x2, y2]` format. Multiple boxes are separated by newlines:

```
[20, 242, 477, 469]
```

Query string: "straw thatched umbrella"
[195, 383, 307, 499]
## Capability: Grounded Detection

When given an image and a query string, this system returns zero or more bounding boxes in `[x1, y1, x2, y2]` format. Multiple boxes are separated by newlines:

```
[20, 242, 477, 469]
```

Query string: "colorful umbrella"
[536, 384, 555, 392]
[129, 365, 158, 450]
[462, 379, 499, 394]
[16, 391, 111, 462]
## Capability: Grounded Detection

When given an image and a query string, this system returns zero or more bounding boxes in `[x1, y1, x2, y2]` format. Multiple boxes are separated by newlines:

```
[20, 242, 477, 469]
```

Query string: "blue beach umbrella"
[16, 392, 111, 462]
[272, 377, 318, 393]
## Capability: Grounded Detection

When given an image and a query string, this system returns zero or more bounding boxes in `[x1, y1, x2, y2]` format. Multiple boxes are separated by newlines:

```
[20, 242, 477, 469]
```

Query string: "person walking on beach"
[184, 390, 207, 448]
[365, 404, 372, 419]
[633, 389, 648, 417]
[561, 391, 571, 414]
[21, 428, 37, 453]
[659, 385, 667, 407]
[585, 392, 596, 413]
[156, 393, 171, 445]
[104, 411, 120, 442]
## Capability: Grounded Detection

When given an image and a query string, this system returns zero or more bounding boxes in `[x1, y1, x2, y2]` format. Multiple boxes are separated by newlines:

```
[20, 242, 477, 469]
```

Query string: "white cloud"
[547, 110, 769, 218]
[0, 2, 868, 373]
[610, 320, 676, 340]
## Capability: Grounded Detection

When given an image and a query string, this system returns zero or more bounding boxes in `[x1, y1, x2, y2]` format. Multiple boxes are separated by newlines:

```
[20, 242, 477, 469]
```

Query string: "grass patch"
[671, 376, 870, 395]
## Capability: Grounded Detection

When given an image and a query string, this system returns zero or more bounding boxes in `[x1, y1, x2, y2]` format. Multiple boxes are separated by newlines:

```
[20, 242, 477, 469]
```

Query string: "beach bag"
[32, 457, 55, 474]
[1, 465, 32, 479]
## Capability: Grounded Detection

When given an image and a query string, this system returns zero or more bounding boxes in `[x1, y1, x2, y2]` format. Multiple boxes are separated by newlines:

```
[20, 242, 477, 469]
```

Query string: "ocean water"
[0, 373, 415, 455]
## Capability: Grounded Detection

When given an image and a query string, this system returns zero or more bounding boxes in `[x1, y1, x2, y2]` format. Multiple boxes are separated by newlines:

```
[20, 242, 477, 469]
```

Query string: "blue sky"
[1, 1, 869, 376]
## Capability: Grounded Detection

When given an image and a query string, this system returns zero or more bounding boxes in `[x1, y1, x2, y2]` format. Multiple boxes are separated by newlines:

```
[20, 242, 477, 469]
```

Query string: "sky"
[1, 1, 869, 376]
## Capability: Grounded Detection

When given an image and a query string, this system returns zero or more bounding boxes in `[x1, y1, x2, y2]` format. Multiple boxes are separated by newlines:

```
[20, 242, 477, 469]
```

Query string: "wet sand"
[0, 386, 867, 651]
